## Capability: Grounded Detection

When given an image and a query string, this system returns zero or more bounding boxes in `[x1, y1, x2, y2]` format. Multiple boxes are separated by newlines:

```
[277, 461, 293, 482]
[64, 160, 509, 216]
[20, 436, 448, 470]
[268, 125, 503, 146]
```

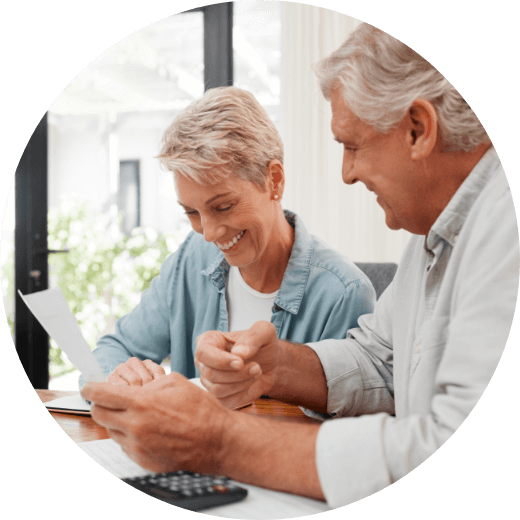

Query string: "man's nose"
[342, 157, 358, 185]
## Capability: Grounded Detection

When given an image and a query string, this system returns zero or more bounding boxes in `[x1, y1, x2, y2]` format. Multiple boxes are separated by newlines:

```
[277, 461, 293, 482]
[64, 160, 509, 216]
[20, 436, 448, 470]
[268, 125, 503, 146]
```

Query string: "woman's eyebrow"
[177, 192, 234, 208]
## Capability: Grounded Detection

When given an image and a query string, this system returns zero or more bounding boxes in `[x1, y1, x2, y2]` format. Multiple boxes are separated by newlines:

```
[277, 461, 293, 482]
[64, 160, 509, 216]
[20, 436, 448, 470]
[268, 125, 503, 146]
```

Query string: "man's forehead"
[331, 106, 359, 141]
[331, 89, 359, 129]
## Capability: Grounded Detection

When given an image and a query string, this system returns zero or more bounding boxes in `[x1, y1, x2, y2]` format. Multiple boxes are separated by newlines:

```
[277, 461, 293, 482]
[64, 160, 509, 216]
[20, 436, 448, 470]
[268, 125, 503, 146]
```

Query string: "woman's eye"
[216, 205, 232, 213]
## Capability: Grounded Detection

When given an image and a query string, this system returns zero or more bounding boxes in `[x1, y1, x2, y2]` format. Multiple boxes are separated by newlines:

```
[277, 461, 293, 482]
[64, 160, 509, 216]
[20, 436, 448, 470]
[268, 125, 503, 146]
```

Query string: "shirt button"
[417, 344, 421, 353]
[453, 235, 458, 243]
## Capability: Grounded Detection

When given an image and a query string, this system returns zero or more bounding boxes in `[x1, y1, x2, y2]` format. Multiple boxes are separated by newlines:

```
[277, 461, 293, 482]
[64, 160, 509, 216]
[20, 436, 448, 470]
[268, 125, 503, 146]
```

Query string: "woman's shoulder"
[160, 231, 221, 273]
[308, 234, 372, 291]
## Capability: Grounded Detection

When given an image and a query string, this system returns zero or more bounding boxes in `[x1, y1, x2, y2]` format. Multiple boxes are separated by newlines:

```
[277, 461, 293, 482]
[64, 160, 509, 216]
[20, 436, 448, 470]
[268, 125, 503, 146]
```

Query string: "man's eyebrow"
[177, 192, 234, 208]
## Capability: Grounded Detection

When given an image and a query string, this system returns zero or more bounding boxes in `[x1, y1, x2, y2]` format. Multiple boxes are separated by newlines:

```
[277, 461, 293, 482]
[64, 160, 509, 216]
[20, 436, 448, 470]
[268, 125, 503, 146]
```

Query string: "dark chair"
[355, 262, 398, 300]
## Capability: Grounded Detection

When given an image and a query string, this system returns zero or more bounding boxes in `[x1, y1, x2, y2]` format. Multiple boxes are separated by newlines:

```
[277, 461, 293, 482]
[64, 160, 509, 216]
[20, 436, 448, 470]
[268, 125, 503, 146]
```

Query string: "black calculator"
[122, 470, 248, 511]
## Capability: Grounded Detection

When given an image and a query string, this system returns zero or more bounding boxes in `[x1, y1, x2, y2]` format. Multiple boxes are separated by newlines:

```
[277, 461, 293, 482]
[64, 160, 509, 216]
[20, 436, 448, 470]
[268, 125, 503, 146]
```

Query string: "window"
[11, 2, 284, 389]
[119, 160, 141, 234]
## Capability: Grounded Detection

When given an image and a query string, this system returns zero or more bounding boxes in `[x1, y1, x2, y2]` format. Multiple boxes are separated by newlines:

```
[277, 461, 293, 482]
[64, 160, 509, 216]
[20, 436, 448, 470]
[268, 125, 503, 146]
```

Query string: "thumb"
[230, 321, 276, 359]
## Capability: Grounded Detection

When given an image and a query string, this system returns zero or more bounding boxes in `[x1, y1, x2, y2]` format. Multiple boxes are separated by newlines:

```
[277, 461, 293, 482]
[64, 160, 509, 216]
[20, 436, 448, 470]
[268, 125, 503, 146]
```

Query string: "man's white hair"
[314, 23, 490, 152]
[158, 86, 283, 189]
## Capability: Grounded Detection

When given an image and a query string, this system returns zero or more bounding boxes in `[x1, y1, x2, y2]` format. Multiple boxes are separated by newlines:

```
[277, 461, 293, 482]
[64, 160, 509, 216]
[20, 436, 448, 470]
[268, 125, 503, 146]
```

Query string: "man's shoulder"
[469, 166, 515, 229]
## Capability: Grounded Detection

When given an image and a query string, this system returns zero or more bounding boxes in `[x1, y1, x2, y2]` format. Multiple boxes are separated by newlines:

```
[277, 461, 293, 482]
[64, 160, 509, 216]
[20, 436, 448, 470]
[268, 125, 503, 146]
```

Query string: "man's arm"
[81, 374, 325, 500]
[267, 339, 329, 411]
[220, 404, 324, 499]
[195, 322, 329, 411]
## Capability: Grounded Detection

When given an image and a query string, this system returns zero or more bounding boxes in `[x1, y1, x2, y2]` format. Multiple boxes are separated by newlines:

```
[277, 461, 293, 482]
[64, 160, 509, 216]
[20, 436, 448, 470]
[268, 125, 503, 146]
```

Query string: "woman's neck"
[239, 209, 295, 294]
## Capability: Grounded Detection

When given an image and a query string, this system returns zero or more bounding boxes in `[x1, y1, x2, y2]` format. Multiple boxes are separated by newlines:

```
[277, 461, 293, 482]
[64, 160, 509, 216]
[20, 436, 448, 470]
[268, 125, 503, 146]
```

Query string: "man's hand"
[107, 357, 166, 386]
[195, 321, 280, 409]
[81, 373, 232, 475]
[82, 371, 325, 501]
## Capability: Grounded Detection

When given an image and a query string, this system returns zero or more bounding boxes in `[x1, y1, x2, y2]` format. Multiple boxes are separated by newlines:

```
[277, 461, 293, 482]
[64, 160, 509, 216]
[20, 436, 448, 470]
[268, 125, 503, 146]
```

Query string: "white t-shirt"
[226, 266, 279, 332]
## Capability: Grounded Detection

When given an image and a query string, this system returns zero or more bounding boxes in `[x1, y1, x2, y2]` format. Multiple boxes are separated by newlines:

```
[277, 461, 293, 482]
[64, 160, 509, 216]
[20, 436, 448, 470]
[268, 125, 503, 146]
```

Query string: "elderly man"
[82, 23, 518, 508]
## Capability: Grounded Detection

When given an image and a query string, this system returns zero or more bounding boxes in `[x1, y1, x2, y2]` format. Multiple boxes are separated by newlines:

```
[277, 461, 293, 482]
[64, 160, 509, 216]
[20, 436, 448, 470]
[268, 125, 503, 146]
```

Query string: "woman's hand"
[195, 321, 280, 409]
[107, 357, 166, 386]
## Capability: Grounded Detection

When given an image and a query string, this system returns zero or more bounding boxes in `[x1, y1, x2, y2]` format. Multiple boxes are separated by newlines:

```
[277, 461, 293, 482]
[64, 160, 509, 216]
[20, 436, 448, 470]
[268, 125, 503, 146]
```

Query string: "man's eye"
[185, 210, 198, 216]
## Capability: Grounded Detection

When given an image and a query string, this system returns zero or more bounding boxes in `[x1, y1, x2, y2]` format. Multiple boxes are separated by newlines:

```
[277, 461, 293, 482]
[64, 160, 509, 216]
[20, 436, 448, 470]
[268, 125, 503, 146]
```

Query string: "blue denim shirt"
[84, 211, 375, 384]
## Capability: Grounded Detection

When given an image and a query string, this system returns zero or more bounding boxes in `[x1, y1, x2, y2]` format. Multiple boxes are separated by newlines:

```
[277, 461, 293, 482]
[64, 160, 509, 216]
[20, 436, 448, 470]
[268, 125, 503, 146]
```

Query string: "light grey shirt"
[307, 147, 519, 508]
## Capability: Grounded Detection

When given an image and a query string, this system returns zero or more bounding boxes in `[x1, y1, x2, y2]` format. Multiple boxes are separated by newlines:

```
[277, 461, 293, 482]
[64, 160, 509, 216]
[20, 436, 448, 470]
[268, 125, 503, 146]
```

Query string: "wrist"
[269, 342, 329, 411]
[212, 405, 239, 474]
[270, 339, 296, 397]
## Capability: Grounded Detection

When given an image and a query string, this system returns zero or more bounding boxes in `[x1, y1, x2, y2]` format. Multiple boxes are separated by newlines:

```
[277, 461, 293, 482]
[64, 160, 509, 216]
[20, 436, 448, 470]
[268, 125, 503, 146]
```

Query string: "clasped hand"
[195, 321, 280, 409]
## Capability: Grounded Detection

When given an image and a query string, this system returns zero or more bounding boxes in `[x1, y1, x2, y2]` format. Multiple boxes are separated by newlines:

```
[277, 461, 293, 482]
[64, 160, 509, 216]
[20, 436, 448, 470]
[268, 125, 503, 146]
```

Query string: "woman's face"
[175, 173, 280, 269]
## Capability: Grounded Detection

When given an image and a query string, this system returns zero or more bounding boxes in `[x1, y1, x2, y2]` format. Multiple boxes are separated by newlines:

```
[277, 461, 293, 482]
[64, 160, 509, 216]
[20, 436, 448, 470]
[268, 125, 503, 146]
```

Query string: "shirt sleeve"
[79, 250, 178, 389]
[307, 186, 519, 508]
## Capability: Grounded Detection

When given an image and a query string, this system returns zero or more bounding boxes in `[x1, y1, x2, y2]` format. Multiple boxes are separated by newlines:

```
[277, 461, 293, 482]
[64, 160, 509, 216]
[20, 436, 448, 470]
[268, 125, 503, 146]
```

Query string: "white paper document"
[44, 393, 91, 415]
[44, 379, 205, 416]
[79, 438, 329, 519]
[18, 287, 105, 382]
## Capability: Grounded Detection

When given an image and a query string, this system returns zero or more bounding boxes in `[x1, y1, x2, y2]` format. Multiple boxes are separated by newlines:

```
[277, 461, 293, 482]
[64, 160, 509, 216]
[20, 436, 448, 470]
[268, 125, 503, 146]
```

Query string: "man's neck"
[420, 141, 492, 235]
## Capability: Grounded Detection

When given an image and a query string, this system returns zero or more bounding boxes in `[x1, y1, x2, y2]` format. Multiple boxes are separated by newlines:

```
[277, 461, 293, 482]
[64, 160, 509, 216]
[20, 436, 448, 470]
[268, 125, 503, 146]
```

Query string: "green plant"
[1, 199, 187, 379]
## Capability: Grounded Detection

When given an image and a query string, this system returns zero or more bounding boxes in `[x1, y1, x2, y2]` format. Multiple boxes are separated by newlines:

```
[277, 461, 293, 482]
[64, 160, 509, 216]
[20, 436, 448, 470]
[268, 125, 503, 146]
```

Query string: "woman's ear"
[406, 99, 439, 160]
[267, 160, 285, 197]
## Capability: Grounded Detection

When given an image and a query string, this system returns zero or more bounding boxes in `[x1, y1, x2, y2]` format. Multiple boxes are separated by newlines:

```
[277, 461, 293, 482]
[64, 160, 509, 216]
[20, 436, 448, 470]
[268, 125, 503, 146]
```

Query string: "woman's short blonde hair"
[314, 23, 489, 152]
[158, 86, 283, 189]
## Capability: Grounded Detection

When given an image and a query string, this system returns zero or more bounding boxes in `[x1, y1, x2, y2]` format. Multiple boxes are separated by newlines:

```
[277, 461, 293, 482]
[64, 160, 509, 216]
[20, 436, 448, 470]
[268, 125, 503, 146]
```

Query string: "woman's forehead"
[174, 173, 251, 206]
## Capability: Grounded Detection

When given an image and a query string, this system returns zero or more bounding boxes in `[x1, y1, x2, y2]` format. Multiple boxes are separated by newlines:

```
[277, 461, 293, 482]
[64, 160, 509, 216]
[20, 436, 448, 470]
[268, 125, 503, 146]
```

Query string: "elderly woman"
[82, 86, 375, 387]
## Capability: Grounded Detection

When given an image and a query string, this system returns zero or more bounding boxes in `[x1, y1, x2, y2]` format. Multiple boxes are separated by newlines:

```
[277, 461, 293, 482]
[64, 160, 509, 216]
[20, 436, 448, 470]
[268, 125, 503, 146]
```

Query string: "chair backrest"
[355, 262, 398, 300]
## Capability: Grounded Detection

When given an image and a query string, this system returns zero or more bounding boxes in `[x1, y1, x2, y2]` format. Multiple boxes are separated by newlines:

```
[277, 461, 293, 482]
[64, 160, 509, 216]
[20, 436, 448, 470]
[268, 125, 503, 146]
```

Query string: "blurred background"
[1, 1, 411, 389]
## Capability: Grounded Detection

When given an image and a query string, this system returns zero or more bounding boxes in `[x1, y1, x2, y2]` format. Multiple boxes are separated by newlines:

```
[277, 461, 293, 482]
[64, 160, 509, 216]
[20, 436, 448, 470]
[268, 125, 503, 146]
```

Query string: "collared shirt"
[307, 148, 519, 508]
[86, 211, 375, 384]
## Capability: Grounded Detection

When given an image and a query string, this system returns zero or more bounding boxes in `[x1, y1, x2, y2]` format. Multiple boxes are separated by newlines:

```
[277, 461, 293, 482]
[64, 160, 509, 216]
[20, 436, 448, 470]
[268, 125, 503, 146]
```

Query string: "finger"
[126, 357, 155, 385]
[115, 364, 142, 385]
[143, 359, 166, 380]
[219, 376, 270, 409]
[205, 375, 261, 399]
[106, 372, 130, 386]
[231, 321, 277, 360]
[200, 361, 261, 385]
[196, 342, 244, 371]
[81, 382, 133, 410]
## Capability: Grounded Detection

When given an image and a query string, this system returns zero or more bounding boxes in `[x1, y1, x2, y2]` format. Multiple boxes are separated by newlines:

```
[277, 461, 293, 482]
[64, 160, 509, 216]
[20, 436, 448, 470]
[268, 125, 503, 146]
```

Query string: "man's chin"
[384, 212, 402, 231]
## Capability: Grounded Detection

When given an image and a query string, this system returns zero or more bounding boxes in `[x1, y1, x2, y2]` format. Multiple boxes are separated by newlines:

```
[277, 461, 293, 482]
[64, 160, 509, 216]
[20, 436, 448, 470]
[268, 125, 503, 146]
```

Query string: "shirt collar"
[427, 146, 501, 250]
[200, 210, 313, 314]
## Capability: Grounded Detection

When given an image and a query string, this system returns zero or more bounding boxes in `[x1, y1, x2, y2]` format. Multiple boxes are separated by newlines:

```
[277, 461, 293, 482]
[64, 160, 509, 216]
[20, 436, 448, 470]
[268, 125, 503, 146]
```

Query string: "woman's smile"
[216, 230, 246, 251]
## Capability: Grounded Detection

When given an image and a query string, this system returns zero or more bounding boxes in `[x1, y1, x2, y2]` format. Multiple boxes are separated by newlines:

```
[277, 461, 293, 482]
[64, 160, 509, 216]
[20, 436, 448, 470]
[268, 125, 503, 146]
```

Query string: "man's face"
[330, 87, 431, 234]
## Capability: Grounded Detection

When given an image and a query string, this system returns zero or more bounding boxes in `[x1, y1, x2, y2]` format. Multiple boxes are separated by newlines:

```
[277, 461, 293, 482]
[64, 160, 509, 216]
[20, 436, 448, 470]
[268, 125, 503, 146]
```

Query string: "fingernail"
[230, 360, 242, 369]
[249, 365, 261, 376]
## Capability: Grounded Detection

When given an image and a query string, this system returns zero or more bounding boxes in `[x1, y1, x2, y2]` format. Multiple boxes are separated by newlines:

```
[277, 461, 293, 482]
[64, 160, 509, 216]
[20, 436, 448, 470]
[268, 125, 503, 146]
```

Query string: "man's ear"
[407, 99, 438, 160]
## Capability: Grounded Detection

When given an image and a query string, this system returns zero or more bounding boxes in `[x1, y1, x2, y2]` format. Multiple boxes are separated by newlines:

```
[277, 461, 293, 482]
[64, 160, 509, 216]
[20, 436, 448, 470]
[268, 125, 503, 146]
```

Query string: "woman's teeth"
[217, 231, 245, 251]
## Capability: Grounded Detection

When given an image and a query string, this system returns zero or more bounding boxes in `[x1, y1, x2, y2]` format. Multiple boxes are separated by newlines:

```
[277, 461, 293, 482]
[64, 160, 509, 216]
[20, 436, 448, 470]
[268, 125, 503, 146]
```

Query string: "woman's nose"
[201, 217, 226, 243]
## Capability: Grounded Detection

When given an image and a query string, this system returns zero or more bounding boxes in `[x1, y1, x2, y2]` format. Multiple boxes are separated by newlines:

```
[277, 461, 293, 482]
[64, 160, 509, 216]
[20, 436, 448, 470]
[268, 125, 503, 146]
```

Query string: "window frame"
[14, 3, 233, 388]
